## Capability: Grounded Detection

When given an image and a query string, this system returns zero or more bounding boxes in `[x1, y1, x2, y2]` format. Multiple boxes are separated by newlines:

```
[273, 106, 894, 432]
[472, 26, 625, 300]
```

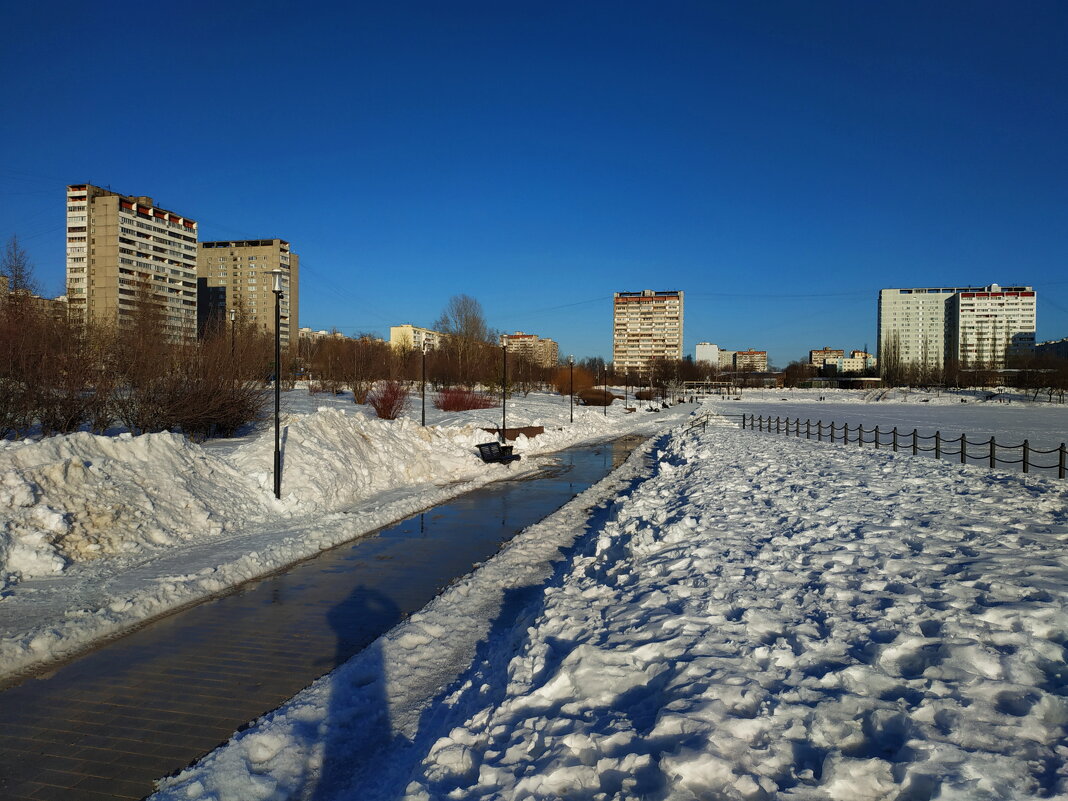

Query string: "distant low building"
[1036, 338, 1068, 360]
[734, 349, 768, 371]
[500, 331, 559, 368]
[809, 347, 845, 367]
[810, 347, 876, 374]
[390, 324, 441, 351]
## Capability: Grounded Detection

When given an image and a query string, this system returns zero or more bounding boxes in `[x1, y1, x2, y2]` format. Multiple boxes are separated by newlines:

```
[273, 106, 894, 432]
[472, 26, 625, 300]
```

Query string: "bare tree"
[1, 235, 40, 297]
[434, 295, 492, 386]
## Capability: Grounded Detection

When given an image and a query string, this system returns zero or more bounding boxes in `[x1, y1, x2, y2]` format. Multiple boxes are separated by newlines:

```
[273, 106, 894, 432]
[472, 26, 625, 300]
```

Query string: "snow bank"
[0, 394, 693, 680]
[227, 409, 487, 512]
[0, 431, 262, 586]
[154, 414, 1068, 800]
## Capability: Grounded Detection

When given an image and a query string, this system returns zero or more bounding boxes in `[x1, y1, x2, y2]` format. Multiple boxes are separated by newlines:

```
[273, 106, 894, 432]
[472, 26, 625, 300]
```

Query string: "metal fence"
[740, 414, 1067, 479]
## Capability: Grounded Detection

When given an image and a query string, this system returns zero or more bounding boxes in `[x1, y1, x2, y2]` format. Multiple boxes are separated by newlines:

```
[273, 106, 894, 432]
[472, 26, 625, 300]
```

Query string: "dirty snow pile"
[154, 416, 1068, 800]
[0, 391, 687, 679]
[0, 410, 482, 586]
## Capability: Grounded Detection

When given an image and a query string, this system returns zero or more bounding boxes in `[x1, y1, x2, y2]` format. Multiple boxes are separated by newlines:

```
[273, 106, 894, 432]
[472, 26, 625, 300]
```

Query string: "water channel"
[0, 434, 647, 801]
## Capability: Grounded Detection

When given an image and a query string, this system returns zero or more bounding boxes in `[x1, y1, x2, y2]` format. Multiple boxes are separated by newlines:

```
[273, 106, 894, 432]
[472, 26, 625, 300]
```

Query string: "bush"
[578, 388, 620, 407]
[551, 366, 594, 395]
[368, 380, 410, 420]
[634, 389, 658, 401]
[434, 387, 498, 411]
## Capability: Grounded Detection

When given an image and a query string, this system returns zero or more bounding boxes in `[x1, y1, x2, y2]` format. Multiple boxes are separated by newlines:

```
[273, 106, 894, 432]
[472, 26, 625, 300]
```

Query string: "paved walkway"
[0, 439, 636, 800]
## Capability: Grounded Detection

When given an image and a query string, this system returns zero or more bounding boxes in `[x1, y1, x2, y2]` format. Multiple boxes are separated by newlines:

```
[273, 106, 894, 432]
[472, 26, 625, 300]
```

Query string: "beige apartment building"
[612, 290, 684, 374]
[389, 324, 442, 351]
[66, 184, 199, 339]
[734, 349, 768, 371]
[809, 347, 845, 367]
[197, 240, 299, 350]
[500, 331, 559, 368]
[878, 284, 1036, 371]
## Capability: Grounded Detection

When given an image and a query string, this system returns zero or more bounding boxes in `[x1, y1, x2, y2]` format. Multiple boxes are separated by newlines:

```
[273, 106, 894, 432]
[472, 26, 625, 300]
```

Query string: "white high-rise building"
[612, 290, 684, 374]
[695, 342, 720, 366]
[947, 285, 1036, 368]
[878, 285, 1036, 372]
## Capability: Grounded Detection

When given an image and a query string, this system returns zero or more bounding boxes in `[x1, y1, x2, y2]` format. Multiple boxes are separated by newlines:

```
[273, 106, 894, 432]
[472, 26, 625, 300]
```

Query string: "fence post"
[1023, 440, 1030, 474]
[935, 431, 941, 460]
[1059, 443, 1065, 479]
[875, 425, 880, 449]
[858, 424, 864, 447]
[892, 427, 898, 452]
[989, 436, 995, 469]
[807, 420, 811, 439]
[818, 421, 822, 442]
[796, 417, 801, 438]
[776, 417, 781, 434]
[960, 433, 966, 465]
[912, 429, 917, 455]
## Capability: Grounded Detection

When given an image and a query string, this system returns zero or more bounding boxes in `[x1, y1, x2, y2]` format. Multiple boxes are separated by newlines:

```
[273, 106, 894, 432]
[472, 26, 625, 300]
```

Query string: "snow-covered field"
[0, 387, 688, 680]
[151, 396, 1068, 801]
[3, 386, 1067, 799]
[710, 388, 1068, 472]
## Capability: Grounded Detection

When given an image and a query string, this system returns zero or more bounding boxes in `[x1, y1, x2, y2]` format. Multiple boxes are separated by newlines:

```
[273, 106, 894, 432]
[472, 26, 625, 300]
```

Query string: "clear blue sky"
[3, 1, 1066, 366]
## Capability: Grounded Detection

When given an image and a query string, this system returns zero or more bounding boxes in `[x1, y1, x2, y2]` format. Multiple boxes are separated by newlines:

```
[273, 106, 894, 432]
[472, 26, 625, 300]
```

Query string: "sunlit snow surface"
[151, 401, 1068, 801]
[0, 388, 686, 678]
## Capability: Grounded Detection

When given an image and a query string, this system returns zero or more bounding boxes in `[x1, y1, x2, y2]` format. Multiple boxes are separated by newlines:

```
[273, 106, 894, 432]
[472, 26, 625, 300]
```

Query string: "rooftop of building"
[67, 184, 196, 224]
[200, 239, 290, 249]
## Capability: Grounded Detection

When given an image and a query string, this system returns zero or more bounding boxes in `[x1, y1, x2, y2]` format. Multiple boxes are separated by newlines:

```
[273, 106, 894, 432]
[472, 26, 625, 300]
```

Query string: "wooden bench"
[476, 441, 521, 464]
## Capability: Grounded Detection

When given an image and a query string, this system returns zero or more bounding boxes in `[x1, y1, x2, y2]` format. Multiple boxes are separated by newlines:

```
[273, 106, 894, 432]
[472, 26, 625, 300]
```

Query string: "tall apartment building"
[197, 240, 299, 350]
[389, 324, 441, 351]
[500, 331, 559, 368]
[66, 184, 199, 339]
[612, 290, 684, 374]
[878, 285, 1036, 371]
[947, 286, 1036, 368]
[695, 342, 721, 366]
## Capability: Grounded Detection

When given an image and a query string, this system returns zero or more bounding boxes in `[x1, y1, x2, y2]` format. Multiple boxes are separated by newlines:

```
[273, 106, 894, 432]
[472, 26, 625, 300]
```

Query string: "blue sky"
[3, 1, 1066, 366]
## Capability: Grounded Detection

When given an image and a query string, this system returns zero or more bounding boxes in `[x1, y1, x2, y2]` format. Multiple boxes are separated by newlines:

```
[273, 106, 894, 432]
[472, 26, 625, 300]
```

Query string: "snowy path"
[156, 414, 1068, 800]
[0, 400, 693, 682]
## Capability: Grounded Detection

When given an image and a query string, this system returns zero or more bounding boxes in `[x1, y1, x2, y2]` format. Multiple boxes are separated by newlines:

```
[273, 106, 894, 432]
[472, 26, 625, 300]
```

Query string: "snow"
[3, 385, 1067, 798]
[149, 397, 1068, 801]
[709, 387, 1068, 460]
[0, 386, 686, 679]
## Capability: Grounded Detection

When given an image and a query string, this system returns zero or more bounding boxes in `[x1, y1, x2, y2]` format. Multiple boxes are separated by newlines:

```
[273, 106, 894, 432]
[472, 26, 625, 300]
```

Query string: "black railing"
[740, 415, 1066, 479]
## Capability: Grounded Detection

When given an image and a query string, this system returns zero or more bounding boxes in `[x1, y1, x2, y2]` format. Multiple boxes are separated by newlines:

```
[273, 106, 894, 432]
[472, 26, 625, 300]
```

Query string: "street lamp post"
[603, 366, 608, 417]
[568, 355, 574, 423]
[270, 270, 284, 500]
[229, 308, 236, 357]
[421, 341, 428, 426]
[501, 344, 507, 441]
